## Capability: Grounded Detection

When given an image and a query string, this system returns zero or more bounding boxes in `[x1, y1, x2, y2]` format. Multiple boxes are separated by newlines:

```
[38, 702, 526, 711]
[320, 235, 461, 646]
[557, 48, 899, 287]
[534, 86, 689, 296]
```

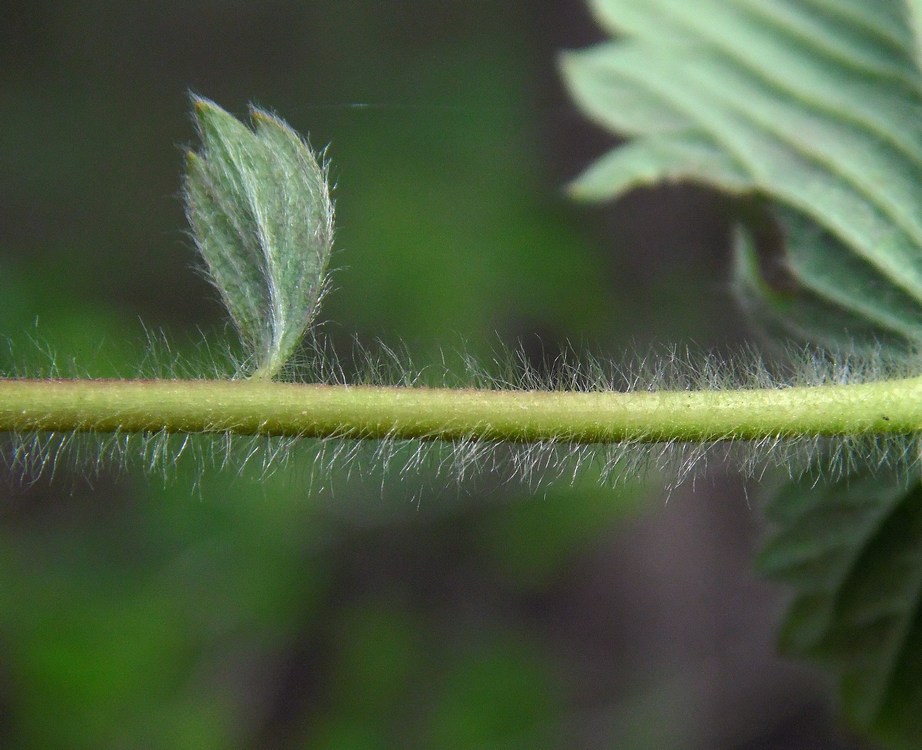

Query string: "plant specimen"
[3, 1, 922, 746]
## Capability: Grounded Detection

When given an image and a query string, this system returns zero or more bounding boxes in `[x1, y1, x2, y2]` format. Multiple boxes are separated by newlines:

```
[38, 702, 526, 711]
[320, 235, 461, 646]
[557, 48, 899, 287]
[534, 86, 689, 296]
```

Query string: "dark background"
[0, 2, 869, 748]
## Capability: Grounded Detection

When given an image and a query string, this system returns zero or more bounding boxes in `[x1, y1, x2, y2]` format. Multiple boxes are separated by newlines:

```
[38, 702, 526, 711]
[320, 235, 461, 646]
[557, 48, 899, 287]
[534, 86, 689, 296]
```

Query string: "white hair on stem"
[1, 330, 920, 495]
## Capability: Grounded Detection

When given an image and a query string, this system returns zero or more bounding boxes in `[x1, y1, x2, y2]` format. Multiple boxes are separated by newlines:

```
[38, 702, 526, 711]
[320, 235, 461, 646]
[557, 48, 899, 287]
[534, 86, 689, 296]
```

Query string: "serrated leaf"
[184, 96, 334, 379]
[561, 0, 922, 350]
[759, 472, 922, 748]
[733, 208, 922, 354]
[568, 133, 752, 201]
[564, 3, 922, 746]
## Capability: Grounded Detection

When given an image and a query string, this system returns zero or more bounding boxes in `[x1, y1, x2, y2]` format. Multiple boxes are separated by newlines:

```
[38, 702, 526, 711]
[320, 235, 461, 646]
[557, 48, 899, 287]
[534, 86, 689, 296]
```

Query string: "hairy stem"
[1, 376, 921, 443]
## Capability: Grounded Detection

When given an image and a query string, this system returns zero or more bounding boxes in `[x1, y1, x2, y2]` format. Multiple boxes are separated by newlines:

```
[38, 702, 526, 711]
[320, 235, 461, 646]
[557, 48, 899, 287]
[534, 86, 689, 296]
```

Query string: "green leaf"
[733, 207, 922, 355]
[561, 0, 922, 350]
[564, 3, 922, 745]
[184, 96, 334, 379]
[907, 0, 922, 66]
[759, 471, 922, 748]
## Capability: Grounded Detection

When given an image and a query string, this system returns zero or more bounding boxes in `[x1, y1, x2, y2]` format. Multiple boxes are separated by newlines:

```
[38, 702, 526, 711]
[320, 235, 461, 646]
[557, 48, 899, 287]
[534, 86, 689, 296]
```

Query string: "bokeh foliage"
[0, 1, 870, 747]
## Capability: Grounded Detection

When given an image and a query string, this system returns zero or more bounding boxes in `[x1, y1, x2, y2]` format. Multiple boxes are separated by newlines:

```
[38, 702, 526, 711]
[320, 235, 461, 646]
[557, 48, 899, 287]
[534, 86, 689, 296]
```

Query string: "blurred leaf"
[733, 208, 922, 355]
[565, 1, 922, 746]
[185, 97, 334, 378]
[0, 473, 331, 749]
[561, 0, 922, 351]
[424, 634, 558, 749]
[328, 601, 426, 720]
[479, 480, 645, 590]
[907, 0, 922, 66]
[759, 472, 922, 748]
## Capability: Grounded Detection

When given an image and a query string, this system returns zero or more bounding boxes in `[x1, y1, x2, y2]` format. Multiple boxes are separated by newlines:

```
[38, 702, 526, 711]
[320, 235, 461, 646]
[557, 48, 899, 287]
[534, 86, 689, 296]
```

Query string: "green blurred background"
[0, 2, 870, 748]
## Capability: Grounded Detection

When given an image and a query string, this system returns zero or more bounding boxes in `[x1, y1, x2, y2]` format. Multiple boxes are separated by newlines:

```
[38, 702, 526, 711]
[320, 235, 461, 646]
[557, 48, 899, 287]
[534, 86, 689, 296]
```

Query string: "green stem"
[1, 376, 921, 443]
